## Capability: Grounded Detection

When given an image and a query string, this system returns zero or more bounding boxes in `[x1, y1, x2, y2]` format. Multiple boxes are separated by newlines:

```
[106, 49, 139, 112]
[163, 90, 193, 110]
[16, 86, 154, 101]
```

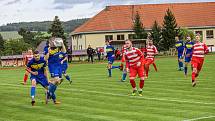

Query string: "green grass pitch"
[0, 55, 214, 121]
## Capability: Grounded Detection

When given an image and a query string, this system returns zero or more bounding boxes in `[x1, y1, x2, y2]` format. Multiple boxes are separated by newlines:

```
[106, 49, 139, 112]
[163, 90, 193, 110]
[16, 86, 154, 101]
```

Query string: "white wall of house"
[71, 28, 215, 50]
[71, 32, 135, 50]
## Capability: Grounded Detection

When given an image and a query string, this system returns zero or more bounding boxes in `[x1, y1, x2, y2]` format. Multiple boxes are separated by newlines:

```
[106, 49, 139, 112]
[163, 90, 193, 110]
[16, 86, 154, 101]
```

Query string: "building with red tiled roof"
[71, 2, 215, 50]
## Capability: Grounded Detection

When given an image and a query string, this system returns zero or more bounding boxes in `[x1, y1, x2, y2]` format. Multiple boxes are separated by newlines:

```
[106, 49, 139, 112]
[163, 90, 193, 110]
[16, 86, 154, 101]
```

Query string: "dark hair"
[33, 50, 39, 54]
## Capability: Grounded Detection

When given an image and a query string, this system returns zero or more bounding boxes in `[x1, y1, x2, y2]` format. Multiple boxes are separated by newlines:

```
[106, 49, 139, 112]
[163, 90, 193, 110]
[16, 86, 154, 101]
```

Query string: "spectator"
[87, 45, 95, 63]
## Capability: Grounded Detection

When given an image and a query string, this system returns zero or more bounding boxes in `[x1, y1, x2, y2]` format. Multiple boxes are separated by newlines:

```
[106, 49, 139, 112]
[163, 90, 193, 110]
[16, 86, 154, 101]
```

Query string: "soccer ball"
[53, 38, 63, 47]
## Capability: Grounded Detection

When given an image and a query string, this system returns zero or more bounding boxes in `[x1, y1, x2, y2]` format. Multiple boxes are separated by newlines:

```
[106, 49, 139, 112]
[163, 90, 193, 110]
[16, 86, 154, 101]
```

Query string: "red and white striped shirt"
[125, 47, 144, 67]
[146, 45, 158, 60]
[192, 42, 208, 58]
[24, 54, 33, 65]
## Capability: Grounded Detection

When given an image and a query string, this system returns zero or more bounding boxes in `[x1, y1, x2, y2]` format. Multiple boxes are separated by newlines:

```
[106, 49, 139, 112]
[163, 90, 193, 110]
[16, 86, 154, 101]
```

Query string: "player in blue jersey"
[105, 40, 120, 77]
[175, 35, 184, 71]
[182, 35, 194, 77]
[59, 48, 72, 84]
[26, 51, 49, 106]
[44, 37, 66, 104]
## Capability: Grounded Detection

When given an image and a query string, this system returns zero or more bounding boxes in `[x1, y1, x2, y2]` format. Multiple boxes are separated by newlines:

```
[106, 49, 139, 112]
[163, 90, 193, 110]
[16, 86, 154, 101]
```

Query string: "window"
[117, 34, 125, 40]
[206, 30, 214, 39]
[128, 34, 135, 39]
[195, 31, 203, 36]
[73, 45, 76, 50]
[105, 35, 113, 41]
[79, 45, 82, 50]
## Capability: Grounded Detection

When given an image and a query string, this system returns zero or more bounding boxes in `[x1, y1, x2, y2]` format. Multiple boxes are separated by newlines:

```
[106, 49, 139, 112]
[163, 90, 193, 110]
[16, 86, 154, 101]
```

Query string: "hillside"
[0, 18, 89, 33]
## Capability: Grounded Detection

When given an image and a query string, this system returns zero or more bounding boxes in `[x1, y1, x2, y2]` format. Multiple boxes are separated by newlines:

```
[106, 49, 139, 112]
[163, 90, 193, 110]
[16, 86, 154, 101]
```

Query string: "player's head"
[88, 45, 91, 48]
[186, 35, 191, 41]
[147, 37, 153, 46]
[28, 48, 33, 54]
[175, 35, 179, 41]
[105, 40, 110, 45]
[125, 39, 132, 49]
[195, 33, 201, 42]
[33, 50, 40, 61]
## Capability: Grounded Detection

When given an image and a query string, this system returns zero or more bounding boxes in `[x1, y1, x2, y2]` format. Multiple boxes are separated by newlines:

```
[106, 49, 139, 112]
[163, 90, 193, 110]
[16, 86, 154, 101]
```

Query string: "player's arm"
[25, 67, 38, 76]
[44, 47, 50, 61]
[182, 47, 186, 58]
[61, 56, 68, 64]
[204, 44, 209, 54]
[61, 42, 66, 53]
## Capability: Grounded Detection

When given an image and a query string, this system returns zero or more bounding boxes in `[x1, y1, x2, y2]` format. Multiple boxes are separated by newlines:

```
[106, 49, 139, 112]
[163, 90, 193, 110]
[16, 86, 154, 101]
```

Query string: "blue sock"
[184, 67, 188, 75]
[108, 69, 111, 77]
[48, 83, 57, 100]
[122, 72, 127, 80]
[31, 86, 36, 99]
[179, 62, 183, 69]
[111, 66, 120, 69]
[65, 75, 71, 81]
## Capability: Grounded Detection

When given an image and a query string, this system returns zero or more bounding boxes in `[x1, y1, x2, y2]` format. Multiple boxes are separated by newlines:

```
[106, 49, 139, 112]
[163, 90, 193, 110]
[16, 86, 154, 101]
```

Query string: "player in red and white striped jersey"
[120, 44, 127, 82]
[124, 40, 145, 96]
[22, 49, 33, 85]
[144, 38, 158, 78]
[191, 34, 209, 87]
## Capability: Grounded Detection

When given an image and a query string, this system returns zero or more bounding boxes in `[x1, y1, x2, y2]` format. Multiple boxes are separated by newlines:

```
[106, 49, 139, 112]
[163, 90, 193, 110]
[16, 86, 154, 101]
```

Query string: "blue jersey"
[59, 52, 68, 66]
[44, 47, 61, 65]
[27, 57, 47, 77]
[106, 45, 115, 58]
[185, 41, 194, 55]
[175, 40, 184, 54]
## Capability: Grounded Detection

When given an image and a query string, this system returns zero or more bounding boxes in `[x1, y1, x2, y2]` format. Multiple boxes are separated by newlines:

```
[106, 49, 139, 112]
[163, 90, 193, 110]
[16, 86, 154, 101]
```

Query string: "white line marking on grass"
[1, 83, 215, 105]
[183, 115, 215, 121]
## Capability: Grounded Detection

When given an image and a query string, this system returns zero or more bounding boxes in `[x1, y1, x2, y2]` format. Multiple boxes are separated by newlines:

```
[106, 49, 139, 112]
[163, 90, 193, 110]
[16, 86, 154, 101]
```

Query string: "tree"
[0, 34, 4, 55]
[3, 39, 30, 55]
[133, 12, 147, 39]
[151, 21, 162, 51]
[48, 16, 65, 39]
[161, 8, 178, 51]
[18, 28, 35, 45]
[178, 28, 195, 41]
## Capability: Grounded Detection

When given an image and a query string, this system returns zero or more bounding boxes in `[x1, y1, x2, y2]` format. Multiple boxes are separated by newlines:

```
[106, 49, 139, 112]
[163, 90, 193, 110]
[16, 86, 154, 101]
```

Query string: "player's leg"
[30, 78, 36, 106]
[195, 59, 204, 78]
[23, 71, 29, 85]
[48, 66, 62, 104]
[62, 65, 72, 84]
[145, 59, 152, 78]
[178, 54, 183, 71]
[137, 66, 145, 96]
[36, 75, 49, 104]
[152, 62, 158, 72]
[191, 59, 198, 87]
[129, 67, 137, 96]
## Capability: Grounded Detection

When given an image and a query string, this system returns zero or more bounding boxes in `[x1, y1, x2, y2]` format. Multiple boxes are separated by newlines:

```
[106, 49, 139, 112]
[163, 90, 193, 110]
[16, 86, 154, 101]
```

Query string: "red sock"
[139, 80, 144, 89]
[130, 79, 136, 89]
[153, 63, 158, 72]
[146, 67, 149, 77]
[23, 74, 28, 83]
[192, 72, 196, 82]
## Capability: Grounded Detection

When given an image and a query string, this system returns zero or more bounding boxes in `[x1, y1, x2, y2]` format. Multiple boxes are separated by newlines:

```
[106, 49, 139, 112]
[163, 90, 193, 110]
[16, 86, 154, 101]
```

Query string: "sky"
[0, 0, 214, 25]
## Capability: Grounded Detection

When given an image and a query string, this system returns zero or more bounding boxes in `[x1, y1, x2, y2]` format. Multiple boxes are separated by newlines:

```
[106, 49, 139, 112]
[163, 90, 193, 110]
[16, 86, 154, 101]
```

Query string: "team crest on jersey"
[49, 48, 59, 55]
[59, 54, 64, 58]
[31, 63, 44, 70]
[186, 44, 193, 49]
[175, 43, 182, 47]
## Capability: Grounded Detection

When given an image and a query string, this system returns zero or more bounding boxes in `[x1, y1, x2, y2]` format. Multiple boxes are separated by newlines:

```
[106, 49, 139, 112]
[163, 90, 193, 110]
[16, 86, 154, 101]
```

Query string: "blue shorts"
[108, 57, 114, 64]
[185, 57, 192, 63]
[61, 64, 68, 74]
[178, 53, 183, 59]
[30, 75, 49, 88]
[48, 63, 62, 78]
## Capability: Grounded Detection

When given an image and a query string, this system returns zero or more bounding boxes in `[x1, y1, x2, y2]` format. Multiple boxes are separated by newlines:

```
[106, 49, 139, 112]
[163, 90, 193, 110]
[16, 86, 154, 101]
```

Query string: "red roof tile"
[72, 2, 215, 34]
